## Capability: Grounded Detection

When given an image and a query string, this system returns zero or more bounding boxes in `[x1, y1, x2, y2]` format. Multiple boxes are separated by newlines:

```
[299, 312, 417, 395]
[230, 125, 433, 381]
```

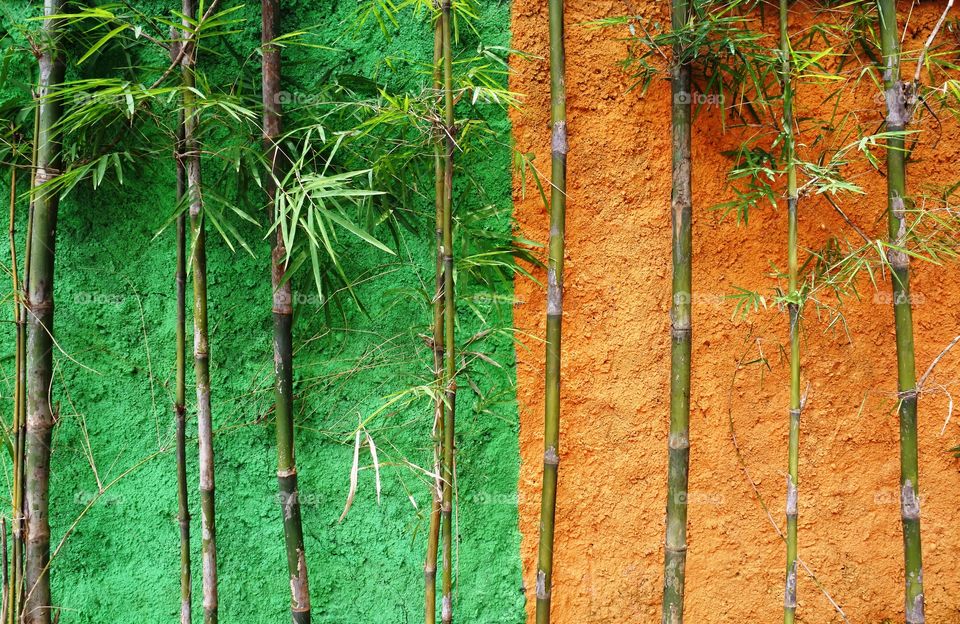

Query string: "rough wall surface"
[510, 1, 960, 622]
[0, 1, 523, 622]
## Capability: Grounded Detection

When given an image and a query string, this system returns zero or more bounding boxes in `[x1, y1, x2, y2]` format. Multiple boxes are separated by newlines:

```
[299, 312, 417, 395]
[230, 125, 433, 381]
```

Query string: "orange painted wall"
[510, 1, 960, 622]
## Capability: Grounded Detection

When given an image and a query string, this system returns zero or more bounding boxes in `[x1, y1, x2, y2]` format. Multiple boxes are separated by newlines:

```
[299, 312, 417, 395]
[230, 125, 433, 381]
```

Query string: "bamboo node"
[551, 121, 568, 156]
[898, 388, 918, 402]
[905, 588, 925, 623]
[535, 569, 550, 600]
[784, 561, 798, 608]
[546, 267, 562, 316]
[785, 475, 798, 516]
[668, 432, 689, 450]
[543, 446, 559, 466]
[900, 480, 921, 520]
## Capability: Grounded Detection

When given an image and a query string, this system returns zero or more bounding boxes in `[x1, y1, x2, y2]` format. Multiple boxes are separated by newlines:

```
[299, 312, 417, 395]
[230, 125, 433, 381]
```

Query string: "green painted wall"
[0, 1, 523, 622]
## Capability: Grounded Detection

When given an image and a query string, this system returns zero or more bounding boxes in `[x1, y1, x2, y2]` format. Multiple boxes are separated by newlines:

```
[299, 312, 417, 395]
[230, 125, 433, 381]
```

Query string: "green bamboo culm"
[173, 102, 192, 624]
[180, 2, 219, 621]
[779, 1, 800, 622]
[439, 2, 456, 622]
[23, 1, 66, 621]
[425, 6, 445, 624]
[6, 162, 23, 624]
[261, 1, 312, 621]
[661, 0, 692, 620]
[11, 102, 39, 624]
[535, 0, 567, 622]
[877, 1, 924, 621]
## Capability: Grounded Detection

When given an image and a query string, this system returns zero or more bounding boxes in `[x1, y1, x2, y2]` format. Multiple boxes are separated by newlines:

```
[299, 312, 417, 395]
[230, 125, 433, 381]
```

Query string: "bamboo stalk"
[12, 102, 39, 624]
[425, 7, 445, 624]
[261, 2, 311, 622]
[180, 2, 219, 621]
[1, 516, 7, 624]
[23, 0, 66, 621]
[173, 98, 192, 624]
[535, 0, 567, 622]
[6, 163, 21, 624]
[661, 0, 692, 620]
[439, 2, 456, 622]
[877, 2, 924, 622]
[779, 1, 800, 621]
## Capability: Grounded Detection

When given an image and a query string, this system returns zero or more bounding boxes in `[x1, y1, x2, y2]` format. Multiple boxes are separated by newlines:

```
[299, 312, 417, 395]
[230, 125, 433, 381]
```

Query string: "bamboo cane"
[779, 1, 800, 621]
[439, 2, 456, 622]
[23, 1, 66, 620]
[173, 97, 192, 624]
[661, 0, 692, 620]
[877, 2, 924, 622]
[11, 102, 39, 624]
[6, 163, 20, 624]
[180, 2, 219, 621]
[261, 1, 311, 621]
[535, 0, 567, 623]
[425, 7, 445, 624]
[5, 165, 16, 624]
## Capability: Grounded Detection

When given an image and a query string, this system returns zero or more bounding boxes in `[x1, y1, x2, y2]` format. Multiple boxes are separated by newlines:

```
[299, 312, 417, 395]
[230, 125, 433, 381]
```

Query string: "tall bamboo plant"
[535, 0, 567, 622]
[425, 5, 445, 624]
[778, 1, 801, 622]
[180, 2, 219, 621]
[661, 0, 693, 620]
[877, 1, 924, 621]
[23, 1, 66, 621]
[173, 102, 192, 624]
[261, 1, 311, 621]
[439, 1, 456, 622]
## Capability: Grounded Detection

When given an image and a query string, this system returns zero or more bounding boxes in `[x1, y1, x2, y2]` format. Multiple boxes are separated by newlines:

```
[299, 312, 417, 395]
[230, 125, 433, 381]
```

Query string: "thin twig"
[914, 0, 955, 84]
[147, 0, 222, 90]
[918, 334, 960, 390]
[823, 194, 872, 245]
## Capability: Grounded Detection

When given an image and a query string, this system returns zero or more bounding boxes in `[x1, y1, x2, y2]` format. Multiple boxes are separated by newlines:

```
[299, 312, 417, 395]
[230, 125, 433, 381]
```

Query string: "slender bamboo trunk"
[6, 163, 22, 624]
[1, 517, 6, 624]
[439, 2, 456, 622]
[11, 104, 38, 624]
[779, 1, 800, 621]
[535, 1, 567, 623]
[261, 3, 311, 622]
[23, 1, 66, 621]
[425, 8, 445, 624]
[5, 163, 16, 624]
[173, 101, 192, 624]
[180, 3, 219, 621]
[661, 0, 692, 621]
[877, 2, 924, 622]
